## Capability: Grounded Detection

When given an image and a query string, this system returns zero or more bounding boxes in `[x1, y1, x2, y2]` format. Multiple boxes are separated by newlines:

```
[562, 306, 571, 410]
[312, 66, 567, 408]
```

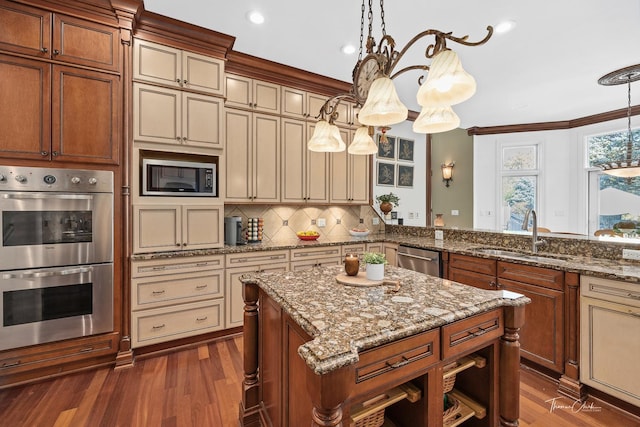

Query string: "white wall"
[373, 121, 427, 226]
[473, 115, 639, 234]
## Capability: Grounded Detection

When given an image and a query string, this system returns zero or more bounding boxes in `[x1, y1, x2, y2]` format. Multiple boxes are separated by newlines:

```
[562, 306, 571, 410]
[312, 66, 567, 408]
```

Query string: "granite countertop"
[131, 233, 640, 283]
[242, 265, 530, 375]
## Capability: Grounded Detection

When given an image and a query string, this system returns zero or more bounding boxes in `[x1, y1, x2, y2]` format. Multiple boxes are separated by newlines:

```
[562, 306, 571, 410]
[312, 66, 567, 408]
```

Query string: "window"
[587, 128, 640, 237]
[500, 145, 538, 230]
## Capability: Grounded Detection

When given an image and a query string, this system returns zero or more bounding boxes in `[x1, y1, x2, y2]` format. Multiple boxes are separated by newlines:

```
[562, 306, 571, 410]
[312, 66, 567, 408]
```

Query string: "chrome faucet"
[522, 208, 547, 253]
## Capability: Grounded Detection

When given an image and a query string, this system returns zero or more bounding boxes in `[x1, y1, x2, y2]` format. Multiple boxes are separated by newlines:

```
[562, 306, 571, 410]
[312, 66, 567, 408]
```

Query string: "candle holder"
[344, 253, 360, 276]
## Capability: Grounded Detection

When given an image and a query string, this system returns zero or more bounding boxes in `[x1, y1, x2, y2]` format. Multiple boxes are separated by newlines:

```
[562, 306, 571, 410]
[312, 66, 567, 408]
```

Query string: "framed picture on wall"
[376, 161, 395, 186]
[397, 164, 414, 188]
[398, 138, 414, 162]
[377, 134, 396, 159]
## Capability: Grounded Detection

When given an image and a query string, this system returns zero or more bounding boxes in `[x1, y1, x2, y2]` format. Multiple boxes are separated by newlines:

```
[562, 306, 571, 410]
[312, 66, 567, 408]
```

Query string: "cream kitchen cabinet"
[580, 276, 640, 407]
[133, 82, 223, 150]
[130, 255, 225, 348]
[366, 242, 384, 254]
[133, 203, 223, 253]
[225, 109, 280, 202]
[384, 243, 399, 267]
[225, 250, 290, 328]
[290, 246, 342, 271]
[225, 74, 280, 114]
[281, 86, 328, 120]
[330, 128, 370, 204]
[133, 39, 224, 95]
[281, 118, 330, 203]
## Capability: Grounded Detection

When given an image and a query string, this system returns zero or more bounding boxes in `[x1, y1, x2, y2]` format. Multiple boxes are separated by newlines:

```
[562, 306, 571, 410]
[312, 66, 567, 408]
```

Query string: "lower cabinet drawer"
[354, 329, 440, 396]
[290, 257, 342, 271]
[131, 299, 225, 348]
[442, 309, 503, 360]
[132, 270, 224, 310]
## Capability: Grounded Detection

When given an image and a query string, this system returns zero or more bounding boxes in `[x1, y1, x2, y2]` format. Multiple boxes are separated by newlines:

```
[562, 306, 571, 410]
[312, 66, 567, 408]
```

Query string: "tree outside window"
[501, 145, 538, 230]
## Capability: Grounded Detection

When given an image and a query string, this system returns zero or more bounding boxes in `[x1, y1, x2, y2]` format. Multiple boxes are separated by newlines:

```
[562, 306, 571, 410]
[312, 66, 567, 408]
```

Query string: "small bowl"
[349, 229, 370, 237]
[297, 234, 320, 241]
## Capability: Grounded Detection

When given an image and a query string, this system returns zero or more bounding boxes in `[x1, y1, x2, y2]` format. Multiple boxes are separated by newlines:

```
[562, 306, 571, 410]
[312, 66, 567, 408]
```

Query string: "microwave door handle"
[2, 194, 94, 200]
[2, 266, 92, 279]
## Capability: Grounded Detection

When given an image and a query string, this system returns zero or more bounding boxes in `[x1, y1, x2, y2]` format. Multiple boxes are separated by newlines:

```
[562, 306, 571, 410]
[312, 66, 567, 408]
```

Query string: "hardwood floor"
[0, 335, 637, 427]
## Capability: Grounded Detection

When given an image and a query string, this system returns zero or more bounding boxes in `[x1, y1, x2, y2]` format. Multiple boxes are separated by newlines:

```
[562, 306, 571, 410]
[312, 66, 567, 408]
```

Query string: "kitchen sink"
[470, 247, 571, 262]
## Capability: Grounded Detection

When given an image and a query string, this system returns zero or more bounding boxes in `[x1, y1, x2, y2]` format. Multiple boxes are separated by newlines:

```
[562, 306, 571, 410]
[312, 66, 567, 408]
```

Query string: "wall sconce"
[441, 162, 455, 187]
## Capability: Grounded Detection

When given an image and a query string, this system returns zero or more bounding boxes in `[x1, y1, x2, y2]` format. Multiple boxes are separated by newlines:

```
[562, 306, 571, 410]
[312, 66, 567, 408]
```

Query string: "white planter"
[366, 263, 385, 281]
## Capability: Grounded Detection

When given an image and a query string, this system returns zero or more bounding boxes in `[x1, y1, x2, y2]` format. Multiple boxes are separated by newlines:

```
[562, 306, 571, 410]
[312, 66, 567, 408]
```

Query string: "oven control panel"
[0, 166, 113, 193]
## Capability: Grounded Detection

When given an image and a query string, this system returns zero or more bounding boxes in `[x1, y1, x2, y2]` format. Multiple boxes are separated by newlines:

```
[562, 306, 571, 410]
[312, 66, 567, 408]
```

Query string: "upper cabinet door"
[52, 14, 119, 72]
[0, 1, 51, 58]
[225, 74, 280, 114]
[182, 51, 224, 95]
[134, 39, 224, 95]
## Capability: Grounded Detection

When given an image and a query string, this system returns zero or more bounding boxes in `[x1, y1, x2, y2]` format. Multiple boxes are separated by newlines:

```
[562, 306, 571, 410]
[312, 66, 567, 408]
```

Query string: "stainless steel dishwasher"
[397, 245, 442, 277]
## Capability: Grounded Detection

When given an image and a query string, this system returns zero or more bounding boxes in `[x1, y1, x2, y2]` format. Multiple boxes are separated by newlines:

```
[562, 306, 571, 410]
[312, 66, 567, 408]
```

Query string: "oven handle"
[2, 194, 93, 200]
[2, 266, 92, 279]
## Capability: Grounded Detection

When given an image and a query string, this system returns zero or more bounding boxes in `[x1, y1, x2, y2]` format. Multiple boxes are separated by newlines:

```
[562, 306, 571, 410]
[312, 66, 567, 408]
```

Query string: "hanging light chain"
[379, 0, 386, 36]
[358, 0, 365, 61]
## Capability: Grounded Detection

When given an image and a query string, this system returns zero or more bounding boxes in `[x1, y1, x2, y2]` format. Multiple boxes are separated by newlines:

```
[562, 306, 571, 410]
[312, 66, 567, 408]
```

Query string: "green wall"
[430, 128, 474, 228]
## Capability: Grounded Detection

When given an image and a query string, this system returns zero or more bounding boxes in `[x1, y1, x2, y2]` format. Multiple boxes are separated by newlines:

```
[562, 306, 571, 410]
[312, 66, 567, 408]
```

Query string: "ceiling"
[144, 0, 640, 129]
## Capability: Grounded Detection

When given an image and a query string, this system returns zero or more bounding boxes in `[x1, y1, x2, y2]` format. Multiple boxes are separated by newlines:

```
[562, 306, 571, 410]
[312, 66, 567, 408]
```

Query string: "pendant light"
[597, 64, 640, 177]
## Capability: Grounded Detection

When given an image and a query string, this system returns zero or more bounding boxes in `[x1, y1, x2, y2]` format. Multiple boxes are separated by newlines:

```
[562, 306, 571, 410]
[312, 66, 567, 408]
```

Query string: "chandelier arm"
[441, 26, 494, 47]
[315, 93, 359, 122]
[389, 64, 430, 81]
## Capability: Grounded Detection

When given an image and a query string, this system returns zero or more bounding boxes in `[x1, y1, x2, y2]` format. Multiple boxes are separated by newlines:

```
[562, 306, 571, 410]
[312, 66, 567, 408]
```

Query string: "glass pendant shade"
[358, 76, 408, 126]
[348, 126, 378, 154]
[416, 49, 476, 107]
[329, 123, 346, 152]
[601, 161, 640, 177]
[412, 105, 460, 134]
[308, 120, 340, 152]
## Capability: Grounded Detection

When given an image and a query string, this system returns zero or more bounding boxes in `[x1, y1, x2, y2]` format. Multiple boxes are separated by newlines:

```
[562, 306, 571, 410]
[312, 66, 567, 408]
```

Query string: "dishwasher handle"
[398, 252, 436, 262]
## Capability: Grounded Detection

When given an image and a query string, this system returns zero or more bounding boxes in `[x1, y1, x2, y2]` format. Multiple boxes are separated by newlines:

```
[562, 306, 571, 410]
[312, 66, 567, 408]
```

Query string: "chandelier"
[308, 0, 493, 154]
[597, 64, 640, 177]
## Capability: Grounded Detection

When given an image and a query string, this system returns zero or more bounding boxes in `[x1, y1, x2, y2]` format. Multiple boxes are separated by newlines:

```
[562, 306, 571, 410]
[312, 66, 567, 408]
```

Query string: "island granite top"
[241, 265, 530, 375]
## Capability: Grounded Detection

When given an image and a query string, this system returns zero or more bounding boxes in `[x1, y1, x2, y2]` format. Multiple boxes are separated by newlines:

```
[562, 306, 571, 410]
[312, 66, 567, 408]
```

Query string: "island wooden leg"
[559, 272, 586, 401]
[240, 282, 261, 427]
[306, 364, 355, 427]
[500, 305, 525, 427]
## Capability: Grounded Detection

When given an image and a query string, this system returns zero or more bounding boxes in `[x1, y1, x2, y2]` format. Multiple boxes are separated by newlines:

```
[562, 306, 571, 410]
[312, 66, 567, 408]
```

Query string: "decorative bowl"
[349, 229, 370, 237]
[298, 234, 320, 241]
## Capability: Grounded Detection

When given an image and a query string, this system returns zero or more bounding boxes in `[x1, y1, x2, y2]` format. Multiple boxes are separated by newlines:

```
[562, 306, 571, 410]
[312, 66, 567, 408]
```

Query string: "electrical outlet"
[317, 218, 326, 227]
[623, 249, 640, 260]
[408, 212, 415, 219]
[435, 230, 444, 240]
[282, 220, 288, 226]
[451, 210, 459, 216]
[415, 212, 419, 219]
[372, 217, 380, 225]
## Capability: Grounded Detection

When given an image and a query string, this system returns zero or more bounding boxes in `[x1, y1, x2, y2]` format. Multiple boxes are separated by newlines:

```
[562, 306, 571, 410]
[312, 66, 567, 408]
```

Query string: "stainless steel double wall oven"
[0, 166, 114, 351]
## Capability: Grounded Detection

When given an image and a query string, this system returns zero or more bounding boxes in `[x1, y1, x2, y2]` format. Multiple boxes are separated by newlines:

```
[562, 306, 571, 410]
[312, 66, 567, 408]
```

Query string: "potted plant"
[362, 252, 387, 281]
[376, 192, 400, 215]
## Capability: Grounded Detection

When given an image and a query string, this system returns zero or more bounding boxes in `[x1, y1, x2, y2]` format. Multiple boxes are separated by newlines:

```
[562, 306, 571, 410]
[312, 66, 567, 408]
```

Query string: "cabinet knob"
[182, 243, 187, 246]
[41, 47, 48, 53]
[52, 151, 58, 157]
[53, 49, 60, 55]
[40, 151, 48, 156]
[176, 243, 181, 247]
[176, 136, 181, 141]
[176, 78, 182, 84]
[489, 281, 496, 288]
[183, 80, 188, 85]
[182, 137, 187, 142]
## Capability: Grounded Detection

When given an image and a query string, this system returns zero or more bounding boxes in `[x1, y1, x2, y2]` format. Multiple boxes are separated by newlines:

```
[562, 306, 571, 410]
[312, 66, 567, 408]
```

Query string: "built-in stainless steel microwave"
[142, 157, 218, 197]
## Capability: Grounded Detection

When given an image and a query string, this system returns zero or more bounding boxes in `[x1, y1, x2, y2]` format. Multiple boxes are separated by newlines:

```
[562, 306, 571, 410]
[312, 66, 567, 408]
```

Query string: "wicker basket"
[442, 361, 458, 393]
[353, 408, 385, 427]
[443, 394, 462, 426]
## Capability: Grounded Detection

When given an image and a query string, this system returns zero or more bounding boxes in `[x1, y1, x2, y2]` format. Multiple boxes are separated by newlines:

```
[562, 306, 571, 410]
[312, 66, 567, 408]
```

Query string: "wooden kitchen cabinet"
[0, 55, 118, 164]
[281, 118, 330, 203]
[225, 251, 289, 328]
[497, 261, 564, 373]
[280, 86, 329, 120]
[580, 276, 640, 407]
[130, 255, 226, 348]
[290, 246, 342, 271]
[0, 1, 119, 72]
[330, 128, 370, 204]
[133, 39, 224, 95]
[225, 109, 280, 202]
[448, 253, 497, 290]
[226, 74, 280, 114]
[133, 203, 223, 253]
[133, 82, 223, 150]
[384, 243, 399, 266]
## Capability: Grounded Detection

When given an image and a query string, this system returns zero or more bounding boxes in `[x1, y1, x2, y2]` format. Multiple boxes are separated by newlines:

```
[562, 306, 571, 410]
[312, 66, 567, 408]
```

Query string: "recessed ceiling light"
[341, 44, 356, 55]
[247, 10, 265, 25]
[495, 20, 516, 34]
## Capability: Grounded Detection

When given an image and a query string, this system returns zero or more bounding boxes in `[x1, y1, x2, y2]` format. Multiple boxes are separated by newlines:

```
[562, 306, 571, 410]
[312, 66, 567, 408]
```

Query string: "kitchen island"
[239, 265, 530, 427]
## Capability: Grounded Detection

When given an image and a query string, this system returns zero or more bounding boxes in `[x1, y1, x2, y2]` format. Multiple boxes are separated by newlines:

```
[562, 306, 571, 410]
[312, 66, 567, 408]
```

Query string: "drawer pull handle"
[473, 327, 489, 337]
[79, 346, 94, 353]
[1, 360, 20, 368]
[387, 356, 409, 369]
[269, 255, 282, 260]
[196, 284, 208, 290]
[152, 324, 165, 330]
[196, 262, 209, 267]
[196, 316, 208, 322]
[152, 266, 166, 271]
[152, 290, 165, 295]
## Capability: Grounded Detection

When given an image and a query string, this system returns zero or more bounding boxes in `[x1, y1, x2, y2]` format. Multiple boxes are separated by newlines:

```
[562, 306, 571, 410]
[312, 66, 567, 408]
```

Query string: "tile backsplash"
[224, 205, 385, 241]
